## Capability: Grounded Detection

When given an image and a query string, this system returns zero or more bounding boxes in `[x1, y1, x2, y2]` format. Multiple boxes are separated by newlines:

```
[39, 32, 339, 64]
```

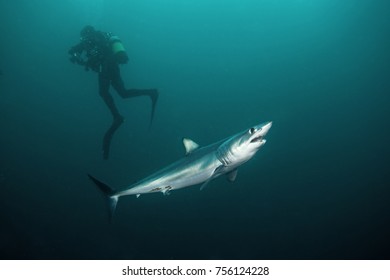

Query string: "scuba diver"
[68, 25, 159, 159]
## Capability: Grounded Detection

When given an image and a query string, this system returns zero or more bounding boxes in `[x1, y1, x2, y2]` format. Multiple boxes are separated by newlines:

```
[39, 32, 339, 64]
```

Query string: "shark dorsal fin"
[182, 138, 200, 155]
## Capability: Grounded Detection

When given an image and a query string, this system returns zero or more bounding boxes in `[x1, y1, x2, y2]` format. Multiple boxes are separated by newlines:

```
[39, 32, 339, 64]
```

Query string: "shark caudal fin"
[88, 174, 118, 223]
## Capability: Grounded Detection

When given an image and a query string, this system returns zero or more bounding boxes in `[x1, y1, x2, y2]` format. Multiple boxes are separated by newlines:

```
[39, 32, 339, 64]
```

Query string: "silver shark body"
[88, 121, 272, 221]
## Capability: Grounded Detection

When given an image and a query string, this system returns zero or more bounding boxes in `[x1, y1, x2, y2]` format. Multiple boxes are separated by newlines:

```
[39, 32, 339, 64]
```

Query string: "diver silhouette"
[68, 25, 158, 159]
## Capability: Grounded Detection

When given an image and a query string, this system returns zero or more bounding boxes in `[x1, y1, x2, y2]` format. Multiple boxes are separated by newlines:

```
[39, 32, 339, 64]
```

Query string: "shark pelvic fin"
[162, 186, 172, 196]
[226, 169, 238, 182]
[182, 138, 200, 155]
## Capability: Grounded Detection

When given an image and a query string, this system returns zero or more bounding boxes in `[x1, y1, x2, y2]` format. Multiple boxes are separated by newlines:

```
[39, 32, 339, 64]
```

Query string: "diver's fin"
[226, 169, 238, 182]
[149, 89, 159, 128]
[183, 138, 200, 155]
[122, 89, 158, 128]
[88, 174, 118, 223]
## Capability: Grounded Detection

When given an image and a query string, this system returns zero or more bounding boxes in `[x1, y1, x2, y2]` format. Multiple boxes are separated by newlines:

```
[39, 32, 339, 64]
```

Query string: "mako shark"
[88, 121, 272, 221]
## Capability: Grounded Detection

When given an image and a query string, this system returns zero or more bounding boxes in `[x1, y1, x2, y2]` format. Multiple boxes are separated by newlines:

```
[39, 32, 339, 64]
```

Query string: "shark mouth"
[250, 135, 263, 143]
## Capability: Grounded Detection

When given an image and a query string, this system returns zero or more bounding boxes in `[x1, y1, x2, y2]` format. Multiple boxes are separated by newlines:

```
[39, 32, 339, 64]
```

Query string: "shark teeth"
[250, 136, 263, 143]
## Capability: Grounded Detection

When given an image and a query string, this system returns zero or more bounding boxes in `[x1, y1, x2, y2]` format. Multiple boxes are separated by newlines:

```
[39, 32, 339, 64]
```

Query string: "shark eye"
[249, 127, 255, 134]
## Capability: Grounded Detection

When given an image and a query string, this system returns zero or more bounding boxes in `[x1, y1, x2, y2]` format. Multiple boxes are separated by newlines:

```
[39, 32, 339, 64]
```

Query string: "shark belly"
[116, 152, 221, 197]
[87, 121, 272, 222]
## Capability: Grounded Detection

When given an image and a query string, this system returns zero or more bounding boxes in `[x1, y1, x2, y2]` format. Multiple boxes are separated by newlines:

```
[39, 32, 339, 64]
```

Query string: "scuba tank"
[109, 36, 129, 64]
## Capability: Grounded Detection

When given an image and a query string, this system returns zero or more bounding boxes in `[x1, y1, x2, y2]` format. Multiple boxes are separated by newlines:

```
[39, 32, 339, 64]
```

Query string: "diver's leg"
[98, 73, 124, 123]
[102, 119, 123, 160]
[98, 73, 124, 159]
[111, 70, 159, 124]
[111, 70, 158, 99]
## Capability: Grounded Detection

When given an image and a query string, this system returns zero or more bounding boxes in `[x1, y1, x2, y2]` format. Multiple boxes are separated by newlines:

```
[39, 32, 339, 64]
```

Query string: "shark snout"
[261, 122, 272, 135]
[249, 122, 272, 144]
[256, 121, 272, 137]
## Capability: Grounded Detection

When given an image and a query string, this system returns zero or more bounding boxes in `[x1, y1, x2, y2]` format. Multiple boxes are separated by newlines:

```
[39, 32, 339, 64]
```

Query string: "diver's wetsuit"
[69, 28, 158, 122]
[98, 57, 157, 122]
[69, 26, 158, 159]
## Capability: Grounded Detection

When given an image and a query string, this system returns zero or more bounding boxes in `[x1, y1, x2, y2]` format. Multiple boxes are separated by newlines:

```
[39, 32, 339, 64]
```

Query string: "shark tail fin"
[88, 174, 118, 223]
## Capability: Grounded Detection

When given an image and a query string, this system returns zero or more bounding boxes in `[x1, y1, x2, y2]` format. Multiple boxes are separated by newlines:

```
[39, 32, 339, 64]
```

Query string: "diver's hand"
[68, 46, 78, 55]
[69, 53, 85, 66]
[69, 54, 78, 64]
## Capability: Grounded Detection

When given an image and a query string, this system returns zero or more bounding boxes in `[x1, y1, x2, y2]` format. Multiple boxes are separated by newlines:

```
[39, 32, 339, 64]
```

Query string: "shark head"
[216, 122, 272, 167]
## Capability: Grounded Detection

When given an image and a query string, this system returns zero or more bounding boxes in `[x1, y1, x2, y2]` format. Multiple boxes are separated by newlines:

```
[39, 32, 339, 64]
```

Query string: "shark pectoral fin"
[226, 169, 238, 182]
[200, 165, 224, 191]
[200, 177, 212, 191]
[182, 138, 200, 155]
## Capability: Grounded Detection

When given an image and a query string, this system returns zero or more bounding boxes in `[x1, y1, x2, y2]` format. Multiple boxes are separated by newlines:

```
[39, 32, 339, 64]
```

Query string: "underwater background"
[0, 0, 389, 260]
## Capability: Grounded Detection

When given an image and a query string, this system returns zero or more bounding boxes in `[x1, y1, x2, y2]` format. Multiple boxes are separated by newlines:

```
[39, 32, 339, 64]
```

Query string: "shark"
[88, 121, 272, 221]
